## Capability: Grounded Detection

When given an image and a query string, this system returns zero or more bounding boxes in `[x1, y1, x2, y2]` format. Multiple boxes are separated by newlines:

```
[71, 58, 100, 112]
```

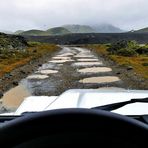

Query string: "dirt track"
[3, 45, 148, 112]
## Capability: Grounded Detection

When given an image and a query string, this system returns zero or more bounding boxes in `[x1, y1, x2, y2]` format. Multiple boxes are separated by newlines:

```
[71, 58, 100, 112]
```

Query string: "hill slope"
[63, 25, 95, 33]
[20, 30, 48, 36]
[14, 30, 25, 35]
[92, 24, 124, 33]
[46, 27, 71, 35]
[133, 27, 148, 33]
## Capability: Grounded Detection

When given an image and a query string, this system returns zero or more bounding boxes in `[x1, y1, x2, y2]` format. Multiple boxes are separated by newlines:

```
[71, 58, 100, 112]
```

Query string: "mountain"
[132, 27, 148, 33]
[92, 24, 124, 33]
[19, 29, 48, 36]
[62, 25, 95, 33]
[46, 27, 71, 35]
[18, 27, 71, 36]
[14, 30, 24, 35]
[14, 24, 124, 36]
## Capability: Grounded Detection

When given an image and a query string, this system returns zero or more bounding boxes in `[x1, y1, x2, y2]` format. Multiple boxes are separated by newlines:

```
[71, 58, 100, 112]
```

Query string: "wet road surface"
[2, 46, 124, 109]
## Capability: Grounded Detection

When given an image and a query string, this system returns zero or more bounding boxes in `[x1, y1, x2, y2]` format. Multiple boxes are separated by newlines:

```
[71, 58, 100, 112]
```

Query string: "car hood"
[2, 89, 148, 116]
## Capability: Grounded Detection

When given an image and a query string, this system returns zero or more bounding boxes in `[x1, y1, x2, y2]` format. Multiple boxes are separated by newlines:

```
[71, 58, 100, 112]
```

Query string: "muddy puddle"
[52, 56, 71, 60]
[79, 76, 120, 84]
[57, 53, 74, 57]
[27, 74, 49, 79]
[78, 67, 112, 73]
[49, 59, 74, 63]
[73, 62, 103, 66]
[77, 59, 99, 62]
[74, 55, 96, 58]
[2, 84, 31, 109]
[37, 69, 58, 74]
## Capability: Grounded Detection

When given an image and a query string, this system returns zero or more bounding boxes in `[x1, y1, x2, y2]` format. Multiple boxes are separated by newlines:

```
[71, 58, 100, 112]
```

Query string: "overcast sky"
[0, 0, 148, 31]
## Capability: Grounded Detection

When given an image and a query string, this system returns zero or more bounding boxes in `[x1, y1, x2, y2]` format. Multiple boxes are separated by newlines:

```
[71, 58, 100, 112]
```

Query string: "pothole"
[79, 76, 120, 84]
[73, 62, 103, 67]
[58, 64, 63, 66]
[78, 67, 112, 73]
[49, 59, 74, 63]
[37, 69, 58, 75]
[74, 55, 96, 58]
[56, 53, 74, 57]
[52, 57, 71, 60]
[77, 59, 99, 62]
[27, 74, 49, 79]
[2, 84, 31, 108]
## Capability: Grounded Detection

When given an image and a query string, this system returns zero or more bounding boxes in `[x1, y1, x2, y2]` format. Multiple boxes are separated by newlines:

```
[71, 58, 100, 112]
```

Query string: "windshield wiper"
[92, 97, 148, 111]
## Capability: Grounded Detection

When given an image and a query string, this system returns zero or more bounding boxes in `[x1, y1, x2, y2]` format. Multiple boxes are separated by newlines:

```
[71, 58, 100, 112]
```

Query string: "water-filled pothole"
[2, 84, 31, 108]
[37, 69, 58, 75]
[73, 62, 103, 67]
[77, 59, 99, 62]
[27, 74, 49, 79]
[79, 76, 120, 84]
[78, 67, 112, 73]
[49, 59, 74, 63]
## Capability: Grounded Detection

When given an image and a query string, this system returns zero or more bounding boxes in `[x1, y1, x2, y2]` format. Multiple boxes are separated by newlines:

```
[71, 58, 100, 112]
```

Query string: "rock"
[33, 49, 37, 53]
[12, 81, 18, 86]
[116, 72, 121, 75]
[0, 92, 3, 98]
[0, 106, 8, 113]
[127, 66, 133, 71]
[20, 70, 26, 74]
[38, 64, 42, 67]
[4, 73, 12, 79]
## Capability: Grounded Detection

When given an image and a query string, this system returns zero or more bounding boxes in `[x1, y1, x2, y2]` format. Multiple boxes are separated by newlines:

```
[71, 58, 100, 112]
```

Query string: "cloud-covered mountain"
[62, 25, 95, 33]
[14, 24, 124, 36]
[92, 24, 124, 33]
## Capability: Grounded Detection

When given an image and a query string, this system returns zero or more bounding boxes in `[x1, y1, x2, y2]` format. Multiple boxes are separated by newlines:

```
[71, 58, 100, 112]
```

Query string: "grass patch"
[86, 44, 148, 79]
[0, 43, 58, 77]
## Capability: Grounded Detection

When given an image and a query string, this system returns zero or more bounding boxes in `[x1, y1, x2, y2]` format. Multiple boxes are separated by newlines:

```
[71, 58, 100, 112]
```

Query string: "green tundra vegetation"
[86, 40, 148, 79]
[0, 41, 58, 77]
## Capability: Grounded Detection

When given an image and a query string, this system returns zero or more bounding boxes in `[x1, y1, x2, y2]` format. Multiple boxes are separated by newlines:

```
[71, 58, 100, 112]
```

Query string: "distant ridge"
[132, 27, 148, 33]
[14, 23, 124, 36]
[62, 25, 95, 33]
[46, 27, 71, 35]
[92, 24, 124, 33]
[19, 29, 48, 36]
[17, 27, 71, 36]
[14, 30, 25, 35]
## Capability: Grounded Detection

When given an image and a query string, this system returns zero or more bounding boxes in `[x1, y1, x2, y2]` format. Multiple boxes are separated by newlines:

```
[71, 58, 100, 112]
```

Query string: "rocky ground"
[93, 52, 148, 90]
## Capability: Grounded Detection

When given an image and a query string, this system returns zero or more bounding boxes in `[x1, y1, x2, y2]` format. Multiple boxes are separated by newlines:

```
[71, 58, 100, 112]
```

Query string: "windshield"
[0, 0, 148, 115]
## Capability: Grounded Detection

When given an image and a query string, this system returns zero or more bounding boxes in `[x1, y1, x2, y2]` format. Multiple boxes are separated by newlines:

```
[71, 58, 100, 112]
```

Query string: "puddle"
[58, 64, 63, 66]
[27, 74, 49, 79]
[2, 84, 31, 108]
[74, 55, 95, 58]
[38, 63, 56, 70]
[79, 76, 120, 84]
[37, 69, 58, 74]
[56, 53, 74, 57]
[52, 57, 71, 60]
[78, 67, 112, 73]
[77, 59, 99, 62]
[49, 59, 74, 63]
[73, 62, 103, 66]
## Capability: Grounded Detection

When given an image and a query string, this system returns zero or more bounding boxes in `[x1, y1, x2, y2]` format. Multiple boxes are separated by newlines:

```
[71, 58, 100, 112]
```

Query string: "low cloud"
[0, 0, 148, 31]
